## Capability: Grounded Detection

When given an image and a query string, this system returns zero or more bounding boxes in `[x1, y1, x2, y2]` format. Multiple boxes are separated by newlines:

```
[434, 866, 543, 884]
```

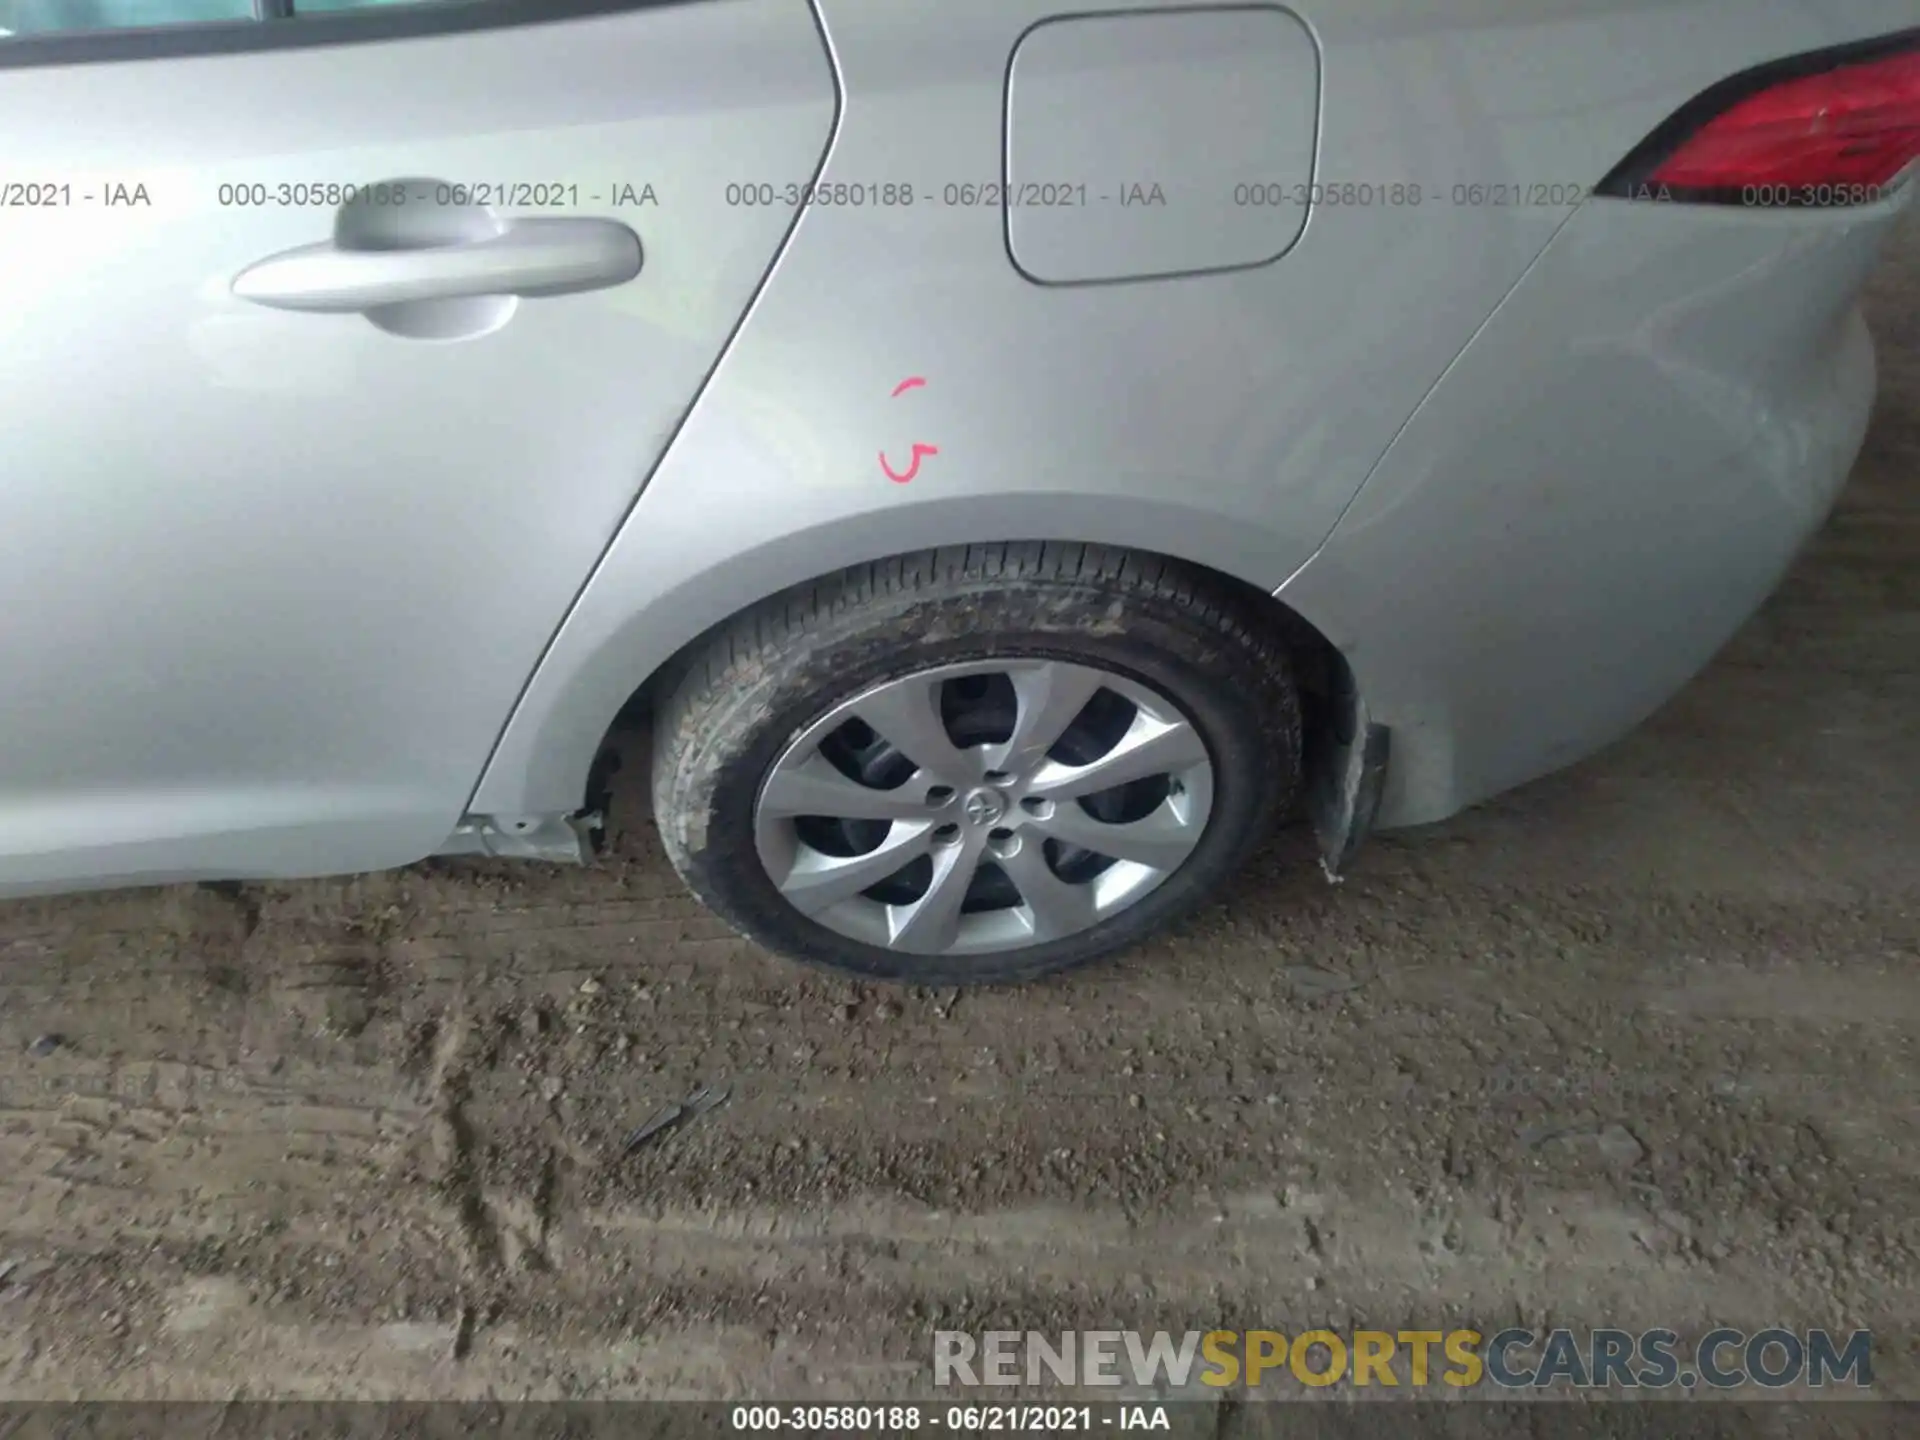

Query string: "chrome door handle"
[232, 217, 643, 314]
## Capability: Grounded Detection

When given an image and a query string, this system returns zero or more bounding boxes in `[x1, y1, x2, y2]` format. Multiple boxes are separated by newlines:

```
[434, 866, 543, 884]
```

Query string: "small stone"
[1280, 965, 1364, 999]
[578, 978, 602, 996]
[837, 1003, 859, 1022]
[1128, 1094, 1144, 1109]
[1306, 1276, 1322, 1291]
[539, 1076, 564, 1101]
[27, 1035, 63, 1057]
[1596, 1124, 1645, 1168]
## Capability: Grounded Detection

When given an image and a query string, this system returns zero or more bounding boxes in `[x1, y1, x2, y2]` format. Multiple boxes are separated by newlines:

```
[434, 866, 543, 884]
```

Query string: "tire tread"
[650, 543, 1300, 983]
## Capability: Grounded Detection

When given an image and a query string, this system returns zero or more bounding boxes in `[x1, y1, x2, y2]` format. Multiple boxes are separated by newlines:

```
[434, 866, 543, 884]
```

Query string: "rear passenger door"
[0, 1, 835, 890]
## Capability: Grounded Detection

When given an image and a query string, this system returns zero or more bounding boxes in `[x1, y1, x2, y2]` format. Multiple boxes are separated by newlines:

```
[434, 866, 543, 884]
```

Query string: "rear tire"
[650, 544, 1301, 985]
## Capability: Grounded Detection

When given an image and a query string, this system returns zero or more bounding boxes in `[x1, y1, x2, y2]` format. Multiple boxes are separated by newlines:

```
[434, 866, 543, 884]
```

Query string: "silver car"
[3, 1, 1916, 984]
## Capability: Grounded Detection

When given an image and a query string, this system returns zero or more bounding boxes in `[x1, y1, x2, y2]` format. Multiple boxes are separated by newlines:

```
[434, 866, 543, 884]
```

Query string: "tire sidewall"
[657, 580, 1299, 984]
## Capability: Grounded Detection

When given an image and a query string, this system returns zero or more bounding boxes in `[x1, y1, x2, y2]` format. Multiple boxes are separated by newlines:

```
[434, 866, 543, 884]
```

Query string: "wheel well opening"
[581, 544, 1354, 827]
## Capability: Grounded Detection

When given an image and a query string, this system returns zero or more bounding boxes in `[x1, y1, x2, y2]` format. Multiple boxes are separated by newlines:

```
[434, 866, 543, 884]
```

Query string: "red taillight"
[1601, 29, 1920, 204]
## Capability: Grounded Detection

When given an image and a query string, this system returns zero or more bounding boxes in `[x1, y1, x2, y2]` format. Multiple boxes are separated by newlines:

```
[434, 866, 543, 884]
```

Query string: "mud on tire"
[649, 543, 1302, 985]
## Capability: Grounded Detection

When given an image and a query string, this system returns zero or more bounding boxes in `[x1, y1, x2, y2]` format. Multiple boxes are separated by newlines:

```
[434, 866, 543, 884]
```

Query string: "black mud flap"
[1305, 662, 1389, 880]
[582, 744, 625, 855]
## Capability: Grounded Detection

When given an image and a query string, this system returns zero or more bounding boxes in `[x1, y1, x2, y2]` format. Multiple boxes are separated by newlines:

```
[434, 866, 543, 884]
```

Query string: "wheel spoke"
[759, 753, 936, 822]
[1029, 800, 1202, 871]
[998, 843, 1097, 941]
[987, 662, 1107, 774]
[1025, 713, 1207, 801]
[850, 677, 972, 783]
[774, 823, 933, 915]
[887, 838, 982, 953]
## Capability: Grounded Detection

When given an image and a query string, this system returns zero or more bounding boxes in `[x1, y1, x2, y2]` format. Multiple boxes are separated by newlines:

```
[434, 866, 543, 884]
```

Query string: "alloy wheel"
[751, 658, 1216, 957]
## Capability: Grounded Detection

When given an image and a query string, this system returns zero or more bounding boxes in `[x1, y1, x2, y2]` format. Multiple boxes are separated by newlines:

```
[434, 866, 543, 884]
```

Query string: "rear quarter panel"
[471, 0, 1920, 822]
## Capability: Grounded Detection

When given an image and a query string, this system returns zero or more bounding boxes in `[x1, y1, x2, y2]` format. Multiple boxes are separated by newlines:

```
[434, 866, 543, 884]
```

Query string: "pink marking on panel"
[879, 443, 940, 484]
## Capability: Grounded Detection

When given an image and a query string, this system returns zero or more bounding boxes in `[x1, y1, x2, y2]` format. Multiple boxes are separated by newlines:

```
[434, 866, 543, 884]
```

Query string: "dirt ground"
[0, 221, 1916, 1408]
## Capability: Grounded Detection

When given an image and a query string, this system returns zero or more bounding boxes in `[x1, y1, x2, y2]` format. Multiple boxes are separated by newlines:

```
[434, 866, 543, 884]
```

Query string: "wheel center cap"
[962, 787, 1007, 827]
